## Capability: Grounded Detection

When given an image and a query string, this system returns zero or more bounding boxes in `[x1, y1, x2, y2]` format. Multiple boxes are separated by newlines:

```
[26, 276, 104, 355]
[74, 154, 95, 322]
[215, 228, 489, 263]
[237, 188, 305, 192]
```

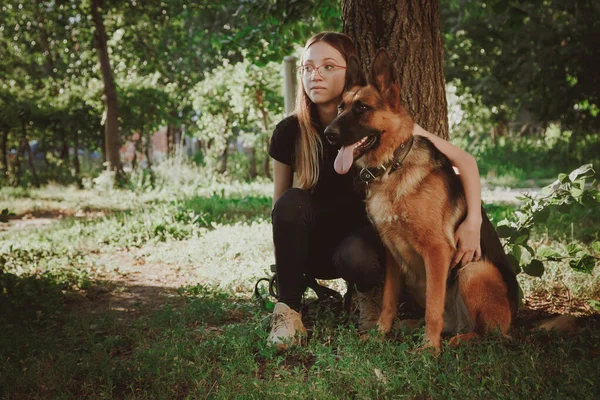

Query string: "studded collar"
[359, 136, 415, 184]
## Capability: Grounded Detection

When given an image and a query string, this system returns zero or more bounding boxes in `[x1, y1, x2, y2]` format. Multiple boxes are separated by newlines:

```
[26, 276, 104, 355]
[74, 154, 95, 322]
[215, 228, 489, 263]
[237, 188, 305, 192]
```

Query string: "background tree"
[443, 0, 600, 134]
[342, 0, 449, 139]
[190, 60, 283, 178]
[90, 0, 123, 177]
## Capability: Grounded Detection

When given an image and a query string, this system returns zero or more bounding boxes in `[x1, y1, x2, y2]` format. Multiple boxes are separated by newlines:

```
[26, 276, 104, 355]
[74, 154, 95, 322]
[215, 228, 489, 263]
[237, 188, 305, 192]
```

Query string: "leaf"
[568, 164, 594, 182]
[374, 368, 387, 384]
[532, 207, 551, 223]
[569, 255, 596, 274]
[566, 243, 583, 256]
[522, 259, 545, 277]
[514, 233, 529, 245]
[522, 244, 536, 256]
[570, 187, 583, 198]
[592, 241, 600, 254]
[557, 202, 572, 214]
[537, 246, 562, 261]
[558, 173, 570, 183]
[496, 224, 515, 239]
[540, 186, 554, 196]
[510, 245, 522, 263]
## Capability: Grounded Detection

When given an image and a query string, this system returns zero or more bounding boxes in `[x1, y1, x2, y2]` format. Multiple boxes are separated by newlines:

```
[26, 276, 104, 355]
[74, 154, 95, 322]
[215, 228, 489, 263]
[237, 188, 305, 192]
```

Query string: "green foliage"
[450, 99, 600, 185]
[0, 0, 343, 187]
[190, 59, 283, 175]
[177, 191, 271, 228]
[0, 171, 598, 398]
[497, 164, 600, 277]
[443, 0, 600, 132]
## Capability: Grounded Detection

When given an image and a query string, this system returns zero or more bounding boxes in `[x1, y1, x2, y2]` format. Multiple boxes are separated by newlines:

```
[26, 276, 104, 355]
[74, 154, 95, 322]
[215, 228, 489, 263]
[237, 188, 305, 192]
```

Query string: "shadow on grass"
[0, 275, 264, 398]
[1, 273, 600, 399]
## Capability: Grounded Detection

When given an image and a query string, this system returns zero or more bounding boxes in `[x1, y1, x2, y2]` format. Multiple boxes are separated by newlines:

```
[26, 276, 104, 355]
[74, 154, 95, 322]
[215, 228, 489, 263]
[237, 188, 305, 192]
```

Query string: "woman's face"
[301, 41, 347, 106]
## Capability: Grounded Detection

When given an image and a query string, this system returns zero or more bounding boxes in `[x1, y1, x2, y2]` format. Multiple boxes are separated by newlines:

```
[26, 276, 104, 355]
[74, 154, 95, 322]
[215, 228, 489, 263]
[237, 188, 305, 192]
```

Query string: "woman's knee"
[334, 235, 384, 285]
[272, 188, 314, 226]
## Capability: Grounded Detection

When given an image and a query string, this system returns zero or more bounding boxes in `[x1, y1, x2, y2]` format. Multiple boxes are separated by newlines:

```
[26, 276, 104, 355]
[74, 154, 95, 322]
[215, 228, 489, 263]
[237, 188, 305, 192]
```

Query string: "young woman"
[267, 32, 483, 349]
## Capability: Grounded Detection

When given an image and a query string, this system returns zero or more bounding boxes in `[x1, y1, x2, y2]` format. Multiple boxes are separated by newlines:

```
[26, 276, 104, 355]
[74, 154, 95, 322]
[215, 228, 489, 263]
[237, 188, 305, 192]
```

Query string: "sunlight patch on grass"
[142, 222, 274, 292]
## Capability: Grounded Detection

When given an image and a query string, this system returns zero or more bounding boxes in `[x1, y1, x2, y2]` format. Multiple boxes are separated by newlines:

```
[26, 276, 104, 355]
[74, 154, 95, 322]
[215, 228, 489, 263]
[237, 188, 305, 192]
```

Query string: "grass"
[2, 286, 599, 399]
[1, 164, 599, 399]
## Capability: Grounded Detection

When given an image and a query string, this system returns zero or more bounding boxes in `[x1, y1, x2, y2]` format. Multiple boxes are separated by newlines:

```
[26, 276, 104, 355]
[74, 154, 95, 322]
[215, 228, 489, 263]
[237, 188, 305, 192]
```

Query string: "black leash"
[254, 264, 353, 311]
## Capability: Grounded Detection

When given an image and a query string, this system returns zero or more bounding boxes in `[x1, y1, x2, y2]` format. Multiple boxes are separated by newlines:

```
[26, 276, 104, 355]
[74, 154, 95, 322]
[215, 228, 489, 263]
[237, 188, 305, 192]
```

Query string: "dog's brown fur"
[325, 50, 520, 352]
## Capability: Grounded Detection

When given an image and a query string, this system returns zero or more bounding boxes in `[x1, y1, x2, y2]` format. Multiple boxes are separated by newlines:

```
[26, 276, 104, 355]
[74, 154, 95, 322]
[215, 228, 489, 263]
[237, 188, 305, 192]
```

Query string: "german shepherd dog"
[324, 49, 520, 352]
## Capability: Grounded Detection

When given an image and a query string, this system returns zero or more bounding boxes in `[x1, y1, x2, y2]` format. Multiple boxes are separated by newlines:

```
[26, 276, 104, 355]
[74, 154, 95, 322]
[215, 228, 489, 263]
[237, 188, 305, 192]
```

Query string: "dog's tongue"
[334, 142, 361, 175]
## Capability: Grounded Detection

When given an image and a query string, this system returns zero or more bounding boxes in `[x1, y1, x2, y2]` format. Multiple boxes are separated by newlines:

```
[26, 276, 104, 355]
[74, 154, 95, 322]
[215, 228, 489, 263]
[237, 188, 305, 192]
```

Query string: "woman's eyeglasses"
[297, 63, 347, 79]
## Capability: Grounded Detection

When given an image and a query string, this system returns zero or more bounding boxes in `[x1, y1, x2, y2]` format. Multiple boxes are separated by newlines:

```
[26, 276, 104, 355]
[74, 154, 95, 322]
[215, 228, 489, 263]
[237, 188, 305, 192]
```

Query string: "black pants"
[272, 188, 385, 311]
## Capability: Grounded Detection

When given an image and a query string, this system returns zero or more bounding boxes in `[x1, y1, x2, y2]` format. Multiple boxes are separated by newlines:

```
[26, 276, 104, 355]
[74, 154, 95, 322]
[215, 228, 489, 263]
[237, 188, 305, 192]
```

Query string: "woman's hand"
[451, 217, 482, 268]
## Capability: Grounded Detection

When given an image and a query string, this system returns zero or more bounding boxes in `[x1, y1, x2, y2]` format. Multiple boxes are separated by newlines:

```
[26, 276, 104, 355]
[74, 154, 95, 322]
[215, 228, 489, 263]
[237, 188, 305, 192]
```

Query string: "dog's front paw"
[375, 319, 393, 336]
[416, 338, 441, 356]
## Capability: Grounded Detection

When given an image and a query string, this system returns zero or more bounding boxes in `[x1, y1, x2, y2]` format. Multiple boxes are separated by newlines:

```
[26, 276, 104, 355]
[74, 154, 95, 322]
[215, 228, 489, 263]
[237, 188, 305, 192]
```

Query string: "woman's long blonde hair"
[294, 32, 357, 189]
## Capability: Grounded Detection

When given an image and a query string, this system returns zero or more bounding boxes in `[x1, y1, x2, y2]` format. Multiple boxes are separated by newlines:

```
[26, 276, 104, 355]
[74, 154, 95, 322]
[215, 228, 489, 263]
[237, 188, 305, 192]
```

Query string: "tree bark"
[0, 129, 7, 180]
[39, 128, 50, 167]
[132, 129, 142, 171]
[255, 89, 272, 178]
[73, 128, 82, 189]
[91, 0, 123, 176]
[60, 135, 69, 163]
[166, 124, 172, 156]
[21, 119, 39, 187]
[12, 141, 25, 187]
[342, 0, 449, 139]
[249, 147, 257, 179]
[219, 142, 229, 174]
[144, 134, 153, 168]
[263, 137, 271, 177]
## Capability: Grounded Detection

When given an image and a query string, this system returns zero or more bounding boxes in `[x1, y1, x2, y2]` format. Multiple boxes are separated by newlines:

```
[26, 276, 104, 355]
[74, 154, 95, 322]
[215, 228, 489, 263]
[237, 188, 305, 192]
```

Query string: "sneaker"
[267, 302, 307, 350]
[355, 287, 382, 332]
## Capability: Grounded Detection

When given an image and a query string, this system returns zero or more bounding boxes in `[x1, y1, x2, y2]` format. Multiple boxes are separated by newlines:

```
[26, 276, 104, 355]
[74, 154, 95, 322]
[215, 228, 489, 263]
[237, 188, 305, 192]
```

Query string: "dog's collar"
[359, 136, 414, 184]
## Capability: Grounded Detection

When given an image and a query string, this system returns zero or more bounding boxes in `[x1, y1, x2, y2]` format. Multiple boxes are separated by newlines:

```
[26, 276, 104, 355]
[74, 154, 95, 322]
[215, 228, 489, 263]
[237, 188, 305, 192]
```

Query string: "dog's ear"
[344, 55, 366, 91]
[370, 48, 401, 110]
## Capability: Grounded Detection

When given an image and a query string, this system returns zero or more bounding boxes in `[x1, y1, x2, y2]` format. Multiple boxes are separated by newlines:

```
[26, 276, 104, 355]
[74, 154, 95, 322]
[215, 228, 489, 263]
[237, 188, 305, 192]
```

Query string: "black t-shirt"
[269, 115, 370, 227]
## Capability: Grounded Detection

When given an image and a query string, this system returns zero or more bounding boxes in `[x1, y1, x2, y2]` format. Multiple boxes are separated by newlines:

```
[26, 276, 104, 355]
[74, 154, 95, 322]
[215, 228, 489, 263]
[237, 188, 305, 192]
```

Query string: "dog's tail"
[535, 315, 579, 333]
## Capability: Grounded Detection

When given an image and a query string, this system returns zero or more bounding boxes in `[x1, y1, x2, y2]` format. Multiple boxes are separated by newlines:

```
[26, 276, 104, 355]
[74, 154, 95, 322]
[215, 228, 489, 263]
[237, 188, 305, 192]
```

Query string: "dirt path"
[69, 250, 199, 322]
[9, 185, 595, 327]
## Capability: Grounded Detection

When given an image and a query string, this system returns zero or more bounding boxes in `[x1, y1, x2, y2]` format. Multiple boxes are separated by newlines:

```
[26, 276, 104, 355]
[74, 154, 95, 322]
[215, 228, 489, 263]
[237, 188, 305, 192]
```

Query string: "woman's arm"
[273, 160, 293, 208]
[413, 124, 482, 266]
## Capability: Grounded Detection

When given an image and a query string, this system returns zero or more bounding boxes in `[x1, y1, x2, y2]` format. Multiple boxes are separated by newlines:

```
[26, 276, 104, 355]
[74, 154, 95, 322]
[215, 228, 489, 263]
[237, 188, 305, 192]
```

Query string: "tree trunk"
[73, 129, 82, 189]
[60, 136, 69, 163]
[39, 128, 50, 167]
[342, 0, 449, 139]
[264, 137, 271, 177]
[144, 134, 153, 168]
[132, 130, 141, 171]
[166, 124, 172, 156]
[219, 143, 229, 174]
[255, 89, 272, 178]
[21, 119, 40, 187]
[12, 141, 25, 187]
[249, 147, 257, 179]
[166, 124, 178, 157]
[91, 0, 123, 177]
[0, 129, 7, 180]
